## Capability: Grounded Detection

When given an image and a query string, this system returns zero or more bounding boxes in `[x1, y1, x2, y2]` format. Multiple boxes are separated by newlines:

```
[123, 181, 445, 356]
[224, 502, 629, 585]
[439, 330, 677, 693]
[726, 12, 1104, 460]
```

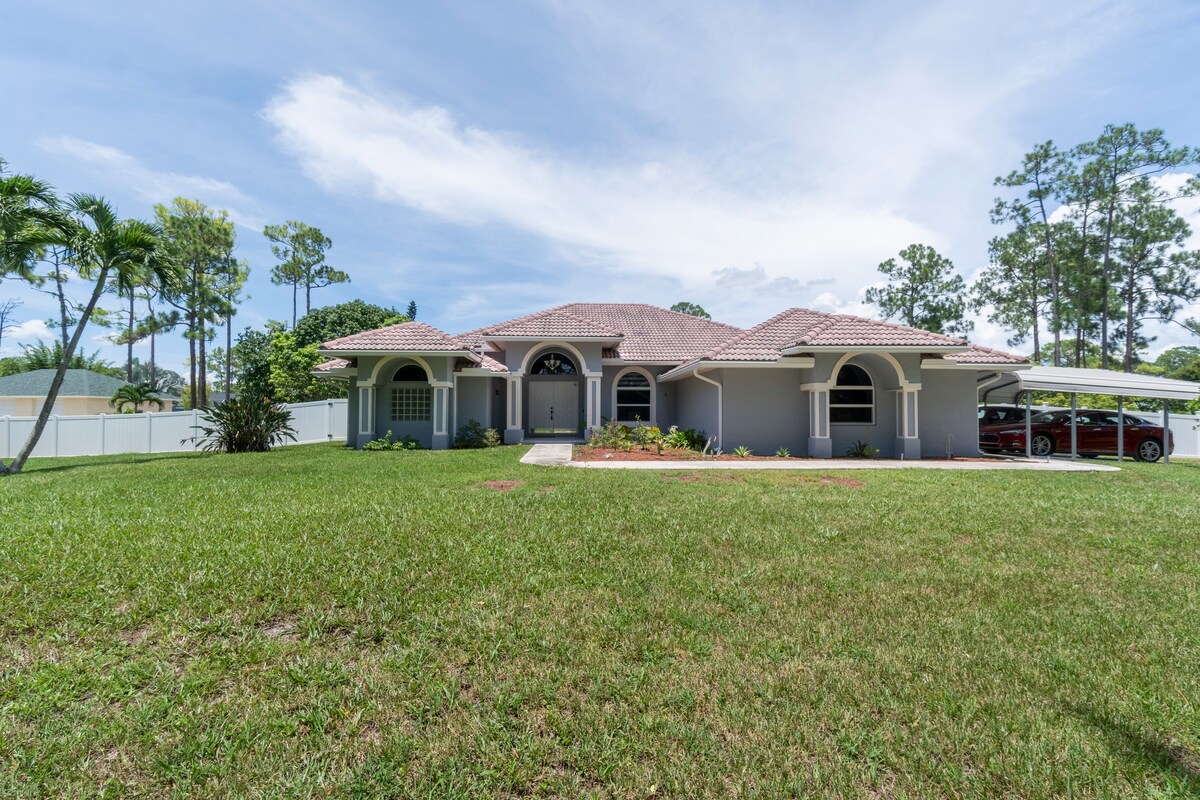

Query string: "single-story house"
[0, 369, 180, 416]
[315, 303, 1026, 458]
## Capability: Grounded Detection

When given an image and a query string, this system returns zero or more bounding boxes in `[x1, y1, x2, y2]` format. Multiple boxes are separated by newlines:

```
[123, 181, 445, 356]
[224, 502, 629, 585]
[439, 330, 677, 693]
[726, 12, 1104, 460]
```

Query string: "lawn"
[1, 445, 1198, 798]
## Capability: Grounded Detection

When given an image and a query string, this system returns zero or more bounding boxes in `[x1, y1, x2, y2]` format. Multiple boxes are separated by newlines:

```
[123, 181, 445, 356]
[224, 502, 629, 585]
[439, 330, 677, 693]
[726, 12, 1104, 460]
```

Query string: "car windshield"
[1029, 411, 1071, 424]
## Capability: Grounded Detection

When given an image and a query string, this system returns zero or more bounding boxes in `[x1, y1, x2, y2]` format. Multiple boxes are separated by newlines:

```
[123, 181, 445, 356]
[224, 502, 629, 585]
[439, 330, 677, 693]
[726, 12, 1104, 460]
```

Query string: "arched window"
[830, 364, 873, 424]
[389, 363, 431, 421]
[530, 351, 577, 375]
[391, 364, 427, 382]
[615, 371, 652, 422]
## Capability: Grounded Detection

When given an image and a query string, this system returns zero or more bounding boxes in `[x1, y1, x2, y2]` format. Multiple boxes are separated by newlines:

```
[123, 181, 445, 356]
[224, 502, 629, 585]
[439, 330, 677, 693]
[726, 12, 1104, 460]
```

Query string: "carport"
[979, 366, 1200, 463]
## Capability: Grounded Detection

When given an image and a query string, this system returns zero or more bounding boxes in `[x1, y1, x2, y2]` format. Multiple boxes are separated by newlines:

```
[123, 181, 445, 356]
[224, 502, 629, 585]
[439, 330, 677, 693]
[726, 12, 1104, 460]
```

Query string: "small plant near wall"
[589, 419, 634, 449]
[663, 426, 707, 451]
[733, 445, 752, 458]
[632, 425, 663, 451]
[453, 420, 501, 449]
[845, 439, 878, 459]
[363, 431, 424, 451]
[775, 446, 791, 458]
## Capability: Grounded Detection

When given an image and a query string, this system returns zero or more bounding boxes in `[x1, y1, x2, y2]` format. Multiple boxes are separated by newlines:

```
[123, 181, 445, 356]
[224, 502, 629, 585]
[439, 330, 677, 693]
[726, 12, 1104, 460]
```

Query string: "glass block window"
[616, 372, 652, 422]
[390, 387, 431, 421]
[830, 364, 874, 424]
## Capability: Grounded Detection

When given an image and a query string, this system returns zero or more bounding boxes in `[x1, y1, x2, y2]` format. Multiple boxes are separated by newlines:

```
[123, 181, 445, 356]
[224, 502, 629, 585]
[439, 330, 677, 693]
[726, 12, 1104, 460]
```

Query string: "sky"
[3, 0, 1200, 376]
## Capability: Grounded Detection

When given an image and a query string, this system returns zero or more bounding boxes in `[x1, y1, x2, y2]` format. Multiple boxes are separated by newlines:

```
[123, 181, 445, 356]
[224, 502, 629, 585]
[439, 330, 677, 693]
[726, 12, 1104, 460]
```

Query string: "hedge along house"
[314, 303, 1026, 457]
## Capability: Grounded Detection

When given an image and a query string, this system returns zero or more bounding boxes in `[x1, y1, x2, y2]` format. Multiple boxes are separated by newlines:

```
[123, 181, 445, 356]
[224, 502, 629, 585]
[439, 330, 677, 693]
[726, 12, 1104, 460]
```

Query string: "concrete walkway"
[521, 444, 1120, 472]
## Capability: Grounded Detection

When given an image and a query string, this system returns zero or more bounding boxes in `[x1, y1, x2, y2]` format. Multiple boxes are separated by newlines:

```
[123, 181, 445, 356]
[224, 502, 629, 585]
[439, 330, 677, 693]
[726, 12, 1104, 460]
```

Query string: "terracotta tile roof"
[787, 313, 967, 348]
[455, 303, 743, 363]
[480, 308, 624, 339]
[691, 308, 833, 362]
[314, 358, 352, 372]
[943, 344, 1028, 364]
[320, 321, 466, 352]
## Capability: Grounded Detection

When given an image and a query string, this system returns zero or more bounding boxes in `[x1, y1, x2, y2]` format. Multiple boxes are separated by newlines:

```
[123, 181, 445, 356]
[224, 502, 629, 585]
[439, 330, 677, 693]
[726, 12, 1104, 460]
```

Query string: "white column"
[506, 375, 523, 431]
[803, 384, 832, 458]
[358, 386, 374, 436]
[433, 386, 449, 436]
[586, 374, 602, 431]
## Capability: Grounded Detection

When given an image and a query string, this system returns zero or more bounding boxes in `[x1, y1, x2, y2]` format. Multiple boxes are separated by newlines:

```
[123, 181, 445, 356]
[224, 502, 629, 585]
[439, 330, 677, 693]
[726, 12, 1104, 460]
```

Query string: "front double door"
[528, 380, 579, 435]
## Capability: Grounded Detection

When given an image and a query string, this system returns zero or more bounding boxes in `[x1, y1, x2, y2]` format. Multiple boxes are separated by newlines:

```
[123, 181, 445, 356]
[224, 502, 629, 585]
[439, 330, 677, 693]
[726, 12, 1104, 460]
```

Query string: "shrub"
[733, 445, 752, 458]
[775, 446, 791, 458]
[363, 431, 424, 451]
[632, 425, 663, 450]
[589, 419, 634, 449]
[845, 439, 878, 459]
[454, 419, 501, 449]
[663, 426, 707, 451]
[187, 396, 297, 453]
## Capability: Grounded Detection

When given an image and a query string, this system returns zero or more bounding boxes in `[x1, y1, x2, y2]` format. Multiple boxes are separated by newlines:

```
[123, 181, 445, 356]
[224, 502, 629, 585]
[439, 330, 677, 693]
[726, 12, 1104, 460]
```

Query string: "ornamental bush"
[454, 420, 502, 449]
[187, 396, 297, 453]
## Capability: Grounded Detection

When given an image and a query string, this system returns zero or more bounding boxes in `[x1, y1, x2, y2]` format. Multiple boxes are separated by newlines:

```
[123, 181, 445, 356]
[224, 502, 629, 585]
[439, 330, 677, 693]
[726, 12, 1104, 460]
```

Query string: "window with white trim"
[830, 364, 873, 424]
[615, 372, 652, 422]
[390, 387, 431, 421]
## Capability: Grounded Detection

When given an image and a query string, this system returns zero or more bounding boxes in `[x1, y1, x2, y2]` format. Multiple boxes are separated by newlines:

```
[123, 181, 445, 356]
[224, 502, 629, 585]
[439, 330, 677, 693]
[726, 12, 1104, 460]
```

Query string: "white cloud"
[263, 75, 941, 326]
[0, 319, 55, 354]
[36, 136, 265, 229]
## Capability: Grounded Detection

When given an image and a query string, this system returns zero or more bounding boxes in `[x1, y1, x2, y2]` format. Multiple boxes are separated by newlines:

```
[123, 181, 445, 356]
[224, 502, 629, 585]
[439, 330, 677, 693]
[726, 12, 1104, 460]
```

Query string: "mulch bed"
[574, 446, 1000, 464]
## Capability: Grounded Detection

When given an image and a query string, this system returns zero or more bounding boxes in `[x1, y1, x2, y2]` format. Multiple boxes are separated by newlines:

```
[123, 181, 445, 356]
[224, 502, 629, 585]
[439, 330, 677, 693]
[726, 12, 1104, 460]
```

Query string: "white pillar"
[504, 374, 524, 444]
[358, 386, 374, 437]
[586, 374, 602, 432]
[433, 386, 449, 437]
[896, 387, 921, 460]
[803, 384, 832, 458]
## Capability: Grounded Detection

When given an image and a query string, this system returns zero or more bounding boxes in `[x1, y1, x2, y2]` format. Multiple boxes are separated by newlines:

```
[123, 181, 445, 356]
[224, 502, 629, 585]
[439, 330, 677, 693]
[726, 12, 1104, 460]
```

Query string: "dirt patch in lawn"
[118, 624, 152, 647]
[820, 475, 865, 488]
[482, 480, 525, 492]
[259, 615, 300, 641]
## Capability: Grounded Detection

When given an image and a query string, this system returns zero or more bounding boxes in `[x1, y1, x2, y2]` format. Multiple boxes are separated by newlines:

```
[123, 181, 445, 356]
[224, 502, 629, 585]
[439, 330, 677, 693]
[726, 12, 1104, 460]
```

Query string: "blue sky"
[3, 0, 1199, 375]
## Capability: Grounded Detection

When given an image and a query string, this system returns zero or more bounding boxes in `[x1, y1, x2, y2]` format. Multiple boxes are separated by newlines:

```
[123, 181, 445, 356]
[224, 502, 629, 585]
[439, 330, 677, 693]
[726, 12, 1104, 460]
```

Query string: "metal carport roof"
[982, 366, 1200, 403]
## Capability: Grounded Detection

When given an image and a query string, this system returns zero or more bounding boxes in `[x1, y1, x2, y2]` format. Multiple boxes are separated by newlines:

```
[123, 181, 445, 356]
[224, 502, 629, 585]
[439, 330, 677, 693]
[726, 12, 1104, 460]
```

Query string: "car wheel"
[1135, 438, 1163, 463]
[1030, 434, 1054, 457]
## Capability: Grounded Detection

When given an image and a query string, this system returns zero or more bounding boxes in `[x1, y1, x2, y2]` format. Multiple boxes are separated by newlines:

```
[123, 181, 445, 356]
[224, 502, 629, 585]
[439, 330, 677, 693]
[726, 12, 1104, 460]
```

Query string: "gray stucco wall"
[721, 368, 810, 455]
[501, 341, 605, 375]
[454, 376, 493, 440]
[917, 369, 981, 458]
[674, 373, 721, 448]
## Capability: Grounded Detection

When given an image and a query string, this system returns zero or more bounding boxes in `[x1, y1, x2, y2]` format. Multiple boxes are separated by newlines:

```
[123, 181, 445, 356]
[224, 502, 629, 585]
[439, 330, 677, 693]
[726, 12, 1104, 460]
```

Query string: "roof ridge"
[321, 320, 462, 350]
[474, 303, 575, 336]
[826, 312, 967, 345]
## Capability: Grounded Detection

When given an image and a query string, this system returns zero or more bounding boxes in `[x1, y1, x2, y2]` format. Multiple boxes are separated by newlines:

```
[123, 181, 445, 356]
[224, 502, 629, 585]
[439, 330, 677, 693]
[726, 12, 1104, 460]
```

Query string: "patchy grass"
[2, 445, 1199, 798]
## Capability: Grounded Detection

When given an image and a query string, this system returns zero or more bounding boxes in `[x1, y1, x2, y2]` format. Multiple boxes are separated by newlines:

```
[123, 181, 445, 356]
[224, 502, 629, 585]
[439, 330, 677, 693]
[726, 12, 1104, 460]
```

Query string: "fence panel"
[0, 400, 348, 460]
[1168, 413, 1200, 458]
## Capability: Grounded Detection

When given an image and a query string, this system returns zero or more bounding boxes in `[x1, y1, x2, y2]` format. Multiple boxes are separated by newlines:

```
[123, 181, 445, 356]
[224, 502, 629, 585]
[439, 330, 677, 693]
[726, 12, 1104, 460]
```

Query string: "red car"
[979, 409, 1174, 462]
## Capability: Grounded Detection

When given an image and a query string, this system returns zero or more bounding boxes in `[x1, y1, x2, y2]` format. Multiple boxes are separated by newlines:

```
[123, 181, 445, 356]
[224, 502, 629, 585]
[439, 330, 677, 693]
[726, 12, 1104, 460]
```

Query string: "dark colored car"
[979, 409, 1174, 462]
[978, 404, 1033, 426]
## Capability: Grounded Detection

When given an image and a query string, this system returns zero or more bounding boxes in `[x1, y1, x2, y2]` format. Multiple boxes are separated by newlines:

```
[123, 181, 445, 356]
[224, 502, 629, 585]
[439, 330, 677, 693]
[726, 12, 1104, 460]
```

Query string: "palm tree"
[109, 382, 164, 413]
[1, 194, 180, 475]
[0, 159, 59, 282]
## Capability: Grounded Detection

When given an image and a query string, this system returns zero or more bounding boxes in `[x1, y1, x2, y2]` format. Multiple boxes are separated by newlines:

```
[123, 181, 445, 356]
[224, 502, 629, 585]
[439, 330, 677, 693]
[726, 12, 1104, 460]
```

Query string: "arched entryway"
[525, 349, 583, 437]
[374, 360, 435, 448]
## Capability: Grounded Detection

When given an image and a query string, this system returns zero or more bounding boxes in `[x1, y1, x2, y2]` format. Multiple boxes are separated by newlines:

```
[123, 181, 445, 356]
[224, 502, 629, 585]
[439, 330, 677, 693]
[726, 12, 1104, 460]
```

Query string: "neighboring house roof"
[314, 358, 353, 372]
[320, 321, 467, 353]
[0, 369, 131, 398]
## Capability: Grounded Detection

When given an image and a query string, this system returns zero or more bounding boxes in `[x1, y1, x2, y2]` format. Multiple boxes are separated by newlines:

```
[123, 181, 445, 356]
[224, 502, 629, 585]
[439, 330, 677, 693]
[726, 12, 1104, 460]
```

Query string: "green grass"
[2, 445, 1199, 798]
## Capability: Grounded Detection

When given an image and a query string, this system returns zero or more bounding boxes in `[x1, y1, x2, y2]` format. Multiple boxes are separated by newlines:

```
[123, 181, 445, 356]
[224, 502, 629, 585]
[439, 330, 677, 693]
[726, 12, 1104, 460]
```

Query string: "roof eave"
[482, 335, 624, 344]
[316, 348, 474, 358]
[658, 356, 817, 382]
[780, 344, 969, 355]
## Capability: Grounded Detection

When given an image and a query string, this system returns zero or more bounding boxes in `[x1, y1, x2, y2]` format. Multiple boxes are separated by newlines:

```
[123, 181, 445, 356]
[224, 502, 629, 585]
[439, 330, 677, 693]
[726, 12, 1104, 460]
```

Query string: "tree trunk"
[198, 314, 208, 409]
[127, 291, 135, 382]
[150, 328, 157, 390]
[188, 310, 197, 409]
[225, 313, 233, 401]
[292, 282, 298, 328]
[53, 256, 69, 349]
[3, 268, 110, 474]
[305, 281, 312, 317]
[1099, 201, 1116, 370]
[1033, 178, 1061, 366]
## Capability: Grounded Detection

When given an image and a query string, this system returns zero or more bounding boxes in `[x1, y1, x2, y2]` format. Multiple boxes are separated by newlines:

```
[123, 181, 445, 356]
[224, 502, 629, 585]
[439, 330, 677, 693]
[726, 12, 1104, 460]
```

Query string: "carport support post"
[1117, 397, 1124, 462]
[1070, 393, 1077, 459]
[1025, 391, 1032, 459]
[1164, 405, 1170, 465]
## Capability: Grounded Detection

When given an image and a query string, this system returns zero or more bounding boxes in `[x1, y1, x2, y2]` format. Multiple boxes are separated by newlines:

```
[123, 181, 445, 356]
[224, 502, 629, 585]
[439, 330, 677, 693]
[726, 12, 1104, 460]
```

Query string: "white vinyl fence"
[1168, 413, 1200, 458]
[0, 399, 347, 460]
